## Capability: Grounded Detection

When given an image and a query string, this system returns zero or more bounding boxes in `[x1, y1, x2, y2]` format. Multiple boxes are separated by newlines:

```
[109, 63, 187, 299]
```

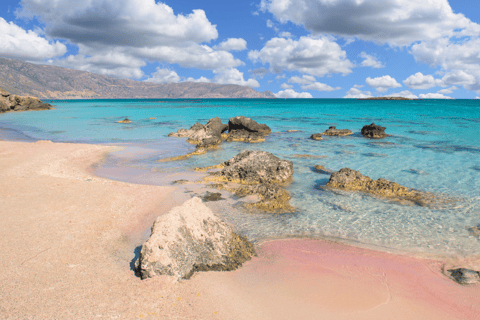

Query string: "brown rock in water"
[235, 184, 293, 213]
[117, 118, 132, 123]
[361, 123, 390, 139]
[211, 150, 293, 185]
[225, 116, 271, 143]
[134, 197, 255, 280]
[467, 226, 480, 237]
[0, 87, 52, 113]
[326, 168, 436, 206]
[321, 126, 353, 136]
[314, 165, 333, 174]
[310, 134, 323, 140]
[203, 191, 224, 202]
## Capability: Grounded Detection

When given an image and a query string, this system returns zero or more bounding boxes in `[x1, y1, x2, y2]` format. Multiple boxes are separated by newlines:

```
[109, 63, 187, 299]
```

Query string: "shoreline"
[1, 139, 479, 319]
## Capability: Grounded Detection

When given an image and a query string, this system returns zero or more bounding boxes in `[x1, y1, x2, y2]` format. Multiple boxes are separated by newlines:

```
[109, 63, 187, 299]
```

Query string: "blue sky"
[1, 0, 480, 99]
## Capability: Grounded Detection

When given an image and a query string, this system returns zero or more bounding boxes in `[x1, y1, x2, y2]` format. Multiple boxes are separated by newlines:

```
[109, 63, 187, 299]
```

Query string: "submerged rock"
[211, 150, 293, 185]
[0, 88, 52, 113]
[203, 191, 224, 202]
[313, 165, 334, 174]
[135, 197, 255, 280]
[235, 184, 293, 213]
[467, 226, 480, 237]
[447, 268, 480, 285]
[321, 126, 353, 136]
[326, 168, 437, 206]
[310, 133, 323, 140]
[117, 118, 132, 124]
[361, 123, 390, 139]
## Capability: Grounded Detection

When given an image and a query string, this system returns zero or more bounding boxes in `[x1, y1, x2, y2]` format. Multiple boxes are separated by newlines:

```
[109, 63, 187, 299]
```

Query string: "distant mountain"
[0, 58, 275, 99]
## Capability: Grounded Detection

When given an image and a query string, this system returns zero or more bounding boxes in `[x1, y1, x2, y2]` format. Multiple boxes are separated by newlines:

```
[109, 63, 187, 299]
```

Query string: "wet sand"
[0, 140, 479, 319]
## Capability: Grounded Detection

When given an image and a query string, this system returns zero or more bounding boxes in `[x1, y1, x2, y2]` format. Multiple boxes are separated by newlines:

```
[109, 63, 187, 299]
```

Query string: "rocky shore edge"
[0, 87, 53, 113]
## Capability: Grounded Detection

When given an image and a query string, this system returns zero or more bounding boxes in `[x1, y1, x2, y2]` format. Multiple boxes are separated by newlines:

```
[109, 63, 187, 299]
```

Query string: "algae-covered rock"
[313, 165, 334, 174]
[326, 168, 437, 206]
[135, 197, 255, 280]
[203, 191, 224, 202]
[235, 184, 293, 213]
[212, 150, 293, 185]
[321, 126, 353, 136]
[361, 123, 390, 139]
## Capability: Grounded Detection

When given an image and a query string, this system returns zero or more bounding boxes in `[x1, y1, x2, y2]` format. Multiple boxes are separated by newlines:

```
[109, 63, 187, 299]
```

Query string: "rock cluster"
[361, 123, 390, 139]
[134, 197, 255, 280]
[325, 168, 436, 206]
[202, 150, 294, 213]
[321, 126, 353, 136]
[0, 87, 52, 113]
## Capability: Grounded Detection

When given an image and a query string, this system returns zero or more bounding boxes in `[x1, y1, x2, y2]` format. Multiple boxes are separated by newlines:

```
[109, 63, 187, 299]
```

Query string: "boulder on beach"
[211, 150, 293, 185]
[0, 87, 52, 113]
[310, 134, 323, 140]
[325, 168, 438, 207]
[134, 197, 255, 280]
[321, 126, 353, 136]
[361, 123, 390, 139]
[447, 268, 480, 285]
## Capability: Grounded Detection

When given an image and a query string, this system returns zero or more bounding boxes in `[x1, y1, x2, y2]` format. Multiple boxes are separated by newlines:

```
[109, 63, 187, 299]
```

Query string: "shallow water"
[1, 98, 479, 258]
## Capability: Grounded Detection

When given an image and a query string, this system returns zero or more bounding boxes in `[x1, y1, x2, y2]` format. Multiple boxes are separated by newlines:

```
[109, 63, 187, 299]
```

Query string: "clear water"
[1, 98, 479, 258]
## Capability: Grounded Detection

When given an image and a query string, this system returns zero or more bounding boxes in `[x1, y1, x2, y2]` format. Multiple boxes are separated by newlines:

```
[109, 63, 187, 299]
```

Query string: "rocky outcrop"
[447, 268, 480, 285]
[361, 123, 390, 139]
[211, 150, 293, 185]
[117, 118, 132, 123]
[225, 116, 271, 143]
[321, 126, 353, 136]
[200, 150, 294, 213]
[310, 134, 323, 140]
[134, 197, 255, 280]
[325, 168, 437, 206]
[0, 87, 52, 113]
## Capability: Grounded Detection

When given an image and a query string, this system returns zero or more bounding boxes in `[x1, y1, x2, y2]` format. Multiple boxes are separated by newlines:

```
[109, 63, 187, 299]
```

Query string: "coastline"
[1, 139, 479, 319]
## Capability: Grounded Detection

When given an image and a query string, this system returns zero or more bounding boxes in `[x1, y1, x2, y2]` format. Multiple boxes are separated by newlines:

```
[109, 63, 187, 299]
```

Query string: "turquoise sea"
[1, 99, 479, 259]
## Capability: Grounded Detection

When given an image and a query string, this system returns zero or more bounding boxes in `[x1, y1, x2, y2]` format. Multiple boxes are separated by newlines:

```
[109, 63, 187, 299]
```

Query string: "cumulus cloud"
[359, 52, 384, 68]
[366, 75, 402, 93]
[343, 87, 373, 99]
[0, 18, 66, 61]
[213, 38, 247, 51]
[275, 89, 312, 98]
[248, 36, 353, 77]
[280, 83, 293, 89]
[288, 75, 340, 91]
[212, 68, 260, 88]
[288, 75, 317, 85]
[387, 90, 418, 99]
[278, 31, 293, 38]
[249, 67, 270, 77]
[403, 72, 439, 89]
[145, 68, 181, 84]
[260, 0, 480, 46]
[437, 86, 457, 94]
[419, 92, 453, 99]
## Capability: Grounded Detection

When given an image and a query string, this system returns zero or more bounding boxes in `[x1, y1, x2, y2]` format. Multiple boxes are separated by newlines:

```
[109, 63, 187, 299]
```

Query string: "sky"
[1, 0, 480, 99]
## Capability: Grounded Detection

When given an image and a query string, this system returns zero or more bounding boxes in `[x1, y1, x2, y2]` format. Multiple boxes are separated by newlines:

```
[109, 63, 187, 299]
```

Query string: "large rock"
[447, 268, 480, 285]
[321, 126, 353, 136]
[226, 116, 271, 143]
[310, 133, 323, 140]
[361, 123, 389, 139]
[326, 168, 434, 206]
[134, 197, 255, 280]
[0, 87, 52, 113]
[168, 122, 204, 138]
[213, 150, 293, 185]
[168, 117, 228, 150]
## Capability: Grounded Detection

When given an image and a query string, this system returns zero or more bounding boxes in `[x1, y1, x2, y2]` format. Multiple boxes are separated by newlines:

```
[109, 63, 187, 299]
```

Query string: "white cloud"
[278, 31, 292, 38]
[360, 52, 384, 68]
[185, 76, 211, 83]
[288, 75, 317, 85]
[213, 38, 247, 51]
[280, 83, 293, 89]
[387, 90, 418, 99]
[0, 18, 66, 61]
[353, 84, 364, 88]
[419, 92, 453, 99]
[260, 0, 480, 46]
[212, 68, 260, 88]
[437, 86, 457, 94]
[301, 82, 340, 92]
[145, 68, 181, 84]
[366, 75, 402, 93]
[343, 87, 373, 99]
[248, 36, 353, 77]
[275, 89, 312, 98]
[403, 72, 439, 89]
[440, 70, 476, 87]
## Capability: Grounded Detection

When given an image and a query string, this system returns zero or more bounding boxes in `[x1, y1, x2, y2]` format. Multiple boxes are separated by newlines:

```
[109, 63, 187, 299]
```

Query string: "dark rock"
[226, 130, 266, 143]
[321, 126, 353, 136]
[310, 134, 323, 140]
[0, 88, 52, 113]
[326, 168, 438, 207]
[361, 123, 389, 139]
[135, 197, 255, 280]
[203, 191, 224, 202]
[447, 268, 480, 285]
[228, 116, 271, 134]
[467, 226, 480, 237]
[211, 150, 293, 185]
[117, 118, 132, 124]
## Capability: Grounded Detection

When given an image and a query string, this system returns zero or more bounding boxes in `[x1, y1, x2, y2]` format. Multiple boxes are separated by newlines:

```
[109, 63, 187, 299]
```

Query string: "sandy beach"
[1, 140, 479, 319]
